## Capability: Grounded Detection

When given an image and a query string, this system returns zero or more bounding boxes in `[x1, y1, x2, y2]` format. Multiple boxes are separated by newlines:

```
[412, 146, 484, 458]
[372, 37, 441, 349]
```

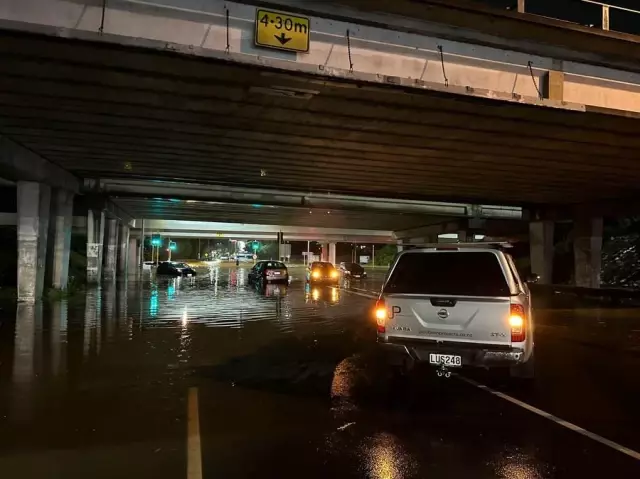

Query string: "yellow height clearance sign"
[254, 9, 310, 53]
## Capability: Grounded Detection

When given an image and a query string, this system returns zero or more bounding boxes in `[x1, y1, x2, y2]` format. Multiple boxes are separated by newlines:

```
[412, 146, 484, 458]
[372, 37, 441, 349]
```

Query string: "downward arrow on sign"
[274, 33, 292, 45]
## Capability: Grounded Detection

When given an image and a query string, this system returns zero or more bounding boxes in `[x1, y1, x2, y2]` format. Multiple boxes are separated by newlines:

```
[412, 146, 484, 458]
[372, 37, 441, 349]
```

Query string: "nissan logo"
[437, 308, 449, 320]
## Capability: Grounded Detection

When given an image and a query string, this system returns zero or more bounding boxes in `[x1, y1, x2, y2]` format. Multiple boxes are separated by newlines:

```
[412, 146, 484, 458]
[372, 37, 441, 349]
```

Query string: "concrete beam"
[138, 219, 391, 237]
[79, 216, 522, 244]
[5, 0, 640, 78]
[394, 221, 464, 240]
[98, 179, 522, 220]
[3, 0, 635, 117]
[0, 134, 79, 193]
[129, 229, 393, 243]
[77, 192, 135, 226]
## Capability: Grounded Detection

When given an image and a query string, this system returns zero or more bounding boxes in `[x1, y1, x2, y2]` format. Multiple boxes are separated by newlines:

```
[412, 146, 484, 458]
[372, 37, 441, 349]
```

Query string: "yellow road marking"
[187, 387, 203, 479]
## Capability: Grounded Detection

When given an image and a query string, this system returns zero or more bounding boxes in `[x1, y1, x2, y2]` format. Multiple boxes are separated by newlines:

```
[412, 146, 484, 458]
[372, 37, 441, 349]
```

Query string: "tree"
[257, 241, 279, 259]
[374, 245, 398, 266]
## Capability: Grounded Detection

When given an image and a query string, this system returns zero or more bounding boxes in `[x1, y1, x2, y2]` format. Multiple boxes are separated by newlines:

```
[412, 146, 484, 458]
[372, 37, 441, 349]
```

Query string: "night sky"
[469, 0, 640, 35]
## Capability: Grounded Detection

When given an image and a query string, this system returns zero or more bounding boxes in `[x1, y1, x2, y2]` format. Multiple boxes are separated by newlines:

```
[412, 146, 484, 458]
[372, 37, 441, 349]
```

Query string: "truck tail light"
[509, 303, 526, 342]
[374, 299, 387, 334]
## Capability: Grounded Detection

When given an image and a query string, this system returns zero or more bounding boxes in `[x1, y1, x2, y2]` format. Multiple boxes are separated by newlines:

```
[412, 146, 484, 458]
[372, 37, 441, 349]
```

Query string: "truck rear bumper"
[379, 337, 527, 367]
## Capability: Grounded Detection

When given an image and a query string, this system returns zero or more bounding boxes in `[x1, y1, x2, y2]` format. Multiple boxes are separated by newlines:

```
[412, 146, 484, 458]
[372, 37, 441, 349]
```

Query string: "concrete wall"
[2, 0, 639, 113]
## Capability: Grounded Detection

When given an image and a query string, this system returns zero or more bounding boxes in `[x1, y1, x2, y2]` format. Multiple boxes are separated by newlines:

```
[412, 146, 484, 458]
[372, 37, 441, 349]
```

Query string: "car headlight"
[312, 271, 320, 279]
[331, 271, 338, 278]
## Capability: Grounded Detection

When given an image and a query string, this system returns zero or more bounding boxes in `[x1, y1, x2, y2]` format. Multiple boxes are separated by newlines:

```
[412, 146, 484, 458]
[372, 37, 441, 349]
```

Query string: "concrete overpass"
[2, 0, 640, 300]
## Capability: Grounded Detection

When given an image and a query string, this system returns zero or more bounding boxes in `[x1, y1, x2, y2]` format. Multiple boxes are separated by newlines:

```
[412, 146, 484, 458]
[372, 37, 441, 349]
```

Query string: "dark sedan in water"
[156, 261, 197, 277]
[248, 260, 289, 284]
[339, 262, 367, 279]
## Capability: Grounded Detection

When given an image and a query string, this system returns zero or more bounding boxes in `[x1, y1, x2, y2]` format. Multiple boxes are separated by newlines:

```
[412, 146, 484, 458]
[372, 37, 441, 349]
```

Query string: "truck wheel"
[510, 351, 535, 380]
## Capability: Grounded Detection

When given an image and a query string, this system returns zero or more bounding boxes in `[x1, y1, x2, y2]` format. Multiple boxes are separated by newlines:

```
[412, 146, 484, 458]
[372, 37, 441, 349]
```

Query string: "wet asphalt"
[0, 265, 639, 478]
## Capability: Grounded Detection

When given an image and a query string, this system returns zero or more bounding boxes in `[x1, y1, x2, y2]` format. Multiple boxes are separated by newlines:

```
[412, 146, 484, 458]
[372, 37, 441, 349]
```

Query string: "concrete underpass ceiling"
[2, 29, 640, 208]
[111, 197, 450, 230]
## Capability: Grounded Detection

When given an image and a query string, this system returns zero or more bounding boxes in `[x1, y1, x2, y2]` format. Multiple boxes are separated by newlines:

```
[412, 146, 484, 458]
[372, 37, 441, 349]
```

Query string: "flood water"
[0, 266, 639, 478]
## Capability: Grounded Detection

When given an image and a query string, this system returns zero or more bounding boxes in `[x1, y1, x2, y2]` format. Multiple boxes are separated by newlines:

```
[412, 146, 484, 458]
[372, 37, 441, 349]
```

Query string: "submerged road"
[0, 266, 639, 478]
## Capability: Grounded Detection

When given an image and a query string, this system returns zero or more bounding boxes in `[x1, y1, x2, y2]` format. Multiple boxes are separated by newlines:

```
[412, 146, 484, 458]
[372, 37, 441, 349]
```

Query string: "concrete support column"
[574, 217, 603, 288]
[86, 209, 105, 284]
[328, 242, 336, 265]
[128, 237, 139, 275]
[117, 224, 130, 277]
[397, 240, 404, 253]
[47, 189, 74, 290]
[457, 230, 468, 242]
[17, 182, 51, 302]
[542, 69, 564, 101]
[103, 219, 119, 281]
[321, 243, 328, 262]
[139, 220, 145, 270]
[530, 221, 554, 284]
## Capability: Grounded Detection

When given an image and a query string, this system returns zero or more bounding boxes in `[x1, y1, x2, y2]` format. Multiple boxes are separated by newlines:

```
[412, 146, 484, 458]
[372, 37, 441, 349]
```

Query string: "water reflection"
[305, 284, 340, 304]
[84, 288, 100, 358]
[2, 266, 361, 420]
[491, 449, 549, 479]
[362, 433, 416, 479]
[50, 300, 68, 376]
[104, 283, 116, 342]
[12, 303, 42, 419]
[117, 281, 128, 335]
[149, 288, 159, 318]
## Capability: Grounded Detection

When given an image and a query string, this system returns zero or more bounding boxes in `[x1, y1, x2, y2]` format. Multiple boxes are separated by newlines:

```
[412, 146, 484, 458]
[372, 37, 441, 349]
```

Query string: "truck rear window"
[384, 252, 511, 297]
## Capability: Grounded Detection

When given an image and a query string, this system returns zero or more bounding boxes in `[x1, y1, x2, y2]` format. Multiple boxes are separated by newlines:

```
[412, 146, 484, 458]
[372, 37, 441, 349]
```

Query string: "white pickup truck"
[376, 244, 535, 379]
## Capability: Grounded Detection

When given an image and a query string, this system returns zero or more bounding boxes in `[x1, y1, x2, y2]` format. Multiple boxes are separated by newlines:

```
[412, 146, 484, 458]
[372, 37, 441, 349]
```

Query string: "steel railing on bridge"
[581, 0, 640, 32]
[515, 0, 640, 35]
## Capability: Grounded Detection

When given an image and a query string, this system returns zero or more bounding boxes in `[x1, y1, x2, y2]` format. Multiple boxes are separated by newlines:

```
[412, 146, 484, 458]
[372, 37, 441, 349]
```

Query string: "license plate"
[354, 275, 360, 278]
[187, 274, 192, 277]
[429, 354, 462, 367]
[273, 272, 280, 275]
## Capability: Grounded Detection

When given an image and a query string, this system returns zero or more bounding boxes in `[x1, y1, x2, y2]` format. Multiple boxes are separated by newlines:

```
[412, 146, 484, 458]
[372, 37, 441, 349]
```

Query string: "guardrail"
[582, 0, 640, 31]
